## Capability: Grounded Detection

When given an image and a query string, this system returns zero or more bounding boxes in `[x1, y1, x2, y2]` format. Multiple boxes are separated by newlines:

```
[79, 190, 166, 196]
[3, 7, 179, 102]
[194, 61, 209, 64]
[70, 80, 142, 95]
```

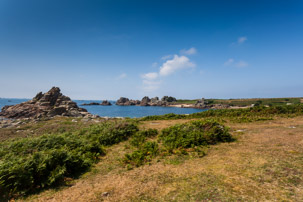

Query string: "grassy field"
[16, 116, 303, 201]
[1, 104, 303, 201]
[175, 99, 198, 104]
[209, 97, 302, 106]
[176, 97, 303, 106]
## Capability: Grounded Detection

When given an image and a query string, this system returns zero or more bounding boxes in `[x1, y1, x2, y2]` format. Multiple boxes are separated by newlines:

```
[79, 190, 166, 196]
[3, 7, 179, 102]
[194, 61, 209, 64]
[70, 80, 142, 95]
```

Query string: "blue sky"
[0, 0, 303, 100]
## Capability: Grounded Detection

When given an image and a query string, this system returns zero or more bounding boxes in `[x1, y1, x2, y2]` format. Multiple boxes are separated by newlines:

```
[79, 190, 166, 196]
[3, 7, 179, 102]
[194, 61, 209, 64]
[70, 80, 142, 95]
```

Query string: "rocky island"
[115, 96, 229, 109]
[81, 100, 112, 106]
[116, 96, 177, 107]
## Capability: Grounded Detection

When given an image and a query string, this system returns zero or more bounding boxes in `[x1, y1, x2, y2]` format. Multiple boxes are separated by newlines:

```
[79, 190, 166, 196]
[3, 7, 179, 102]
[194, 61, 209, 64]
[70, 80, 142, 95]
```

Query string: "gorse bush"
[0, 120, 138, 198]
[125, 129, 159, 167]
[123, 120, 232, 167]
[0, 133, 104, 197]
[86, 121, 139, 146]
[159, 120, 232, 152]
[130, 129, 158, 148]
[123, 141, 159, 167]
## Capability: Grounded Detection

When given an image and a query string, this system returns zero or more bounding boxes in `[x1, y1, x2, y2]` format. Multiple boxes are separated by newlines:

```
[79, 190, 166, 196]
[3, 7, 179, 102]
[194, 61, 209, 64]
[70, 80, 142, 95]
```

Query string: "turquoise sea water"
[0, 98, 205, 118]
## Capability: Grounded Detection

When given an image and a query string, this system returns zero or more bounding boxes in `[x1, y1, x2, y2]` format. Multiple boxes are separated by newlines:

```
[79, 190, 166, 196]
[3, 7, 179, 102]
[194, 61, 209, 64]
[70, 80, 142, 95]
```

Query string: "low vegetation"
[141, 104, 303, 122]
[123, 120, 232, 168]
[176, 97, 302, 106]
[207, 97, 302, 106]
[0, 121, 138, 199]
[159, 120, 233, 152]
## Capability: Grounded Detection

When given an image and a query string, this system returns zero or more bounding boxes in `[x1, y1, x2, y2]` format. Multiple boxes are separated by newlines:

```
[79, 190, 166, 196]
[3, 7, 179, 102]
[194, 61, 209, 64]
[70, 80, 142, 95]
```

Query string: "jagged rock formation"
[0, 87, 92, 119]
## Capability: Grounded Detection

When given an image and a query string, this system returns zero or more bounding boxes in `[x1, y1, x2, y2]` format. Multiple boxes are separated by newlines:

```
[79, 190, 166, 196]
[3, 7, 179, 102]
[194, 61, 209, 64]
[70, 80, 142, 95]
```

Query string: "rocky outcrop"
[161, 96, 177, 103]
[150, 97, 159, 104]
[140, 96, 151, 106]
[101, 100, 112, 106]
[0, 87, 92, 119]
[81, 100, 112, 106]
[116, 97, 130, 106]
[195, 98, 206, 108]
[129, 99, 141, 105]
[115, 96, 175, 107]
[116, 97, 140, 106]
[81, 102, 101, 106]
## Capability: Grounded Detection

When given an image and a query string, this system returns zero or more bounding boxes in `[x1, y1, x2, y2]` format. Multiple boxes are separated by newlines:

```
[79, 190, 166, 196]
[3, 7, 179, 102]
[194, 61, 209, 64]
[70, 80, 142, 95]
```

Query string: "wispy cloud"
[224, 58, 234, 66]
[117, 73, 127, 79]
[142, 80, 162, 91]
[141, 72, 158, 80]
[224, 58, 248, 68]
[159, 55, 195, 76]
[235, 60, 248, 68]
[238, 36, 247, 44]
[231, 36, 248, 46]
[180, 47, 197, 55]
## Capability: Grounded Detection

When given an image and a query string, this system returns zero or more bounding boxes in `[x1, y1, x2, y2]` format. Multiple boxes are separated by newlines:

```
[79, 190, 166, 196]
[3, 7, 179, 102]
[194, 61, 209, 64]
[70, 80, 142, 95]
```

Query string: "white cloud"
[142, 80, 161, 91]
[237, 36, 247, 44]
[141, 72, 158, 80]
[224, 58, 248, 68]
[224, 58, 234, 66]
[180, 47, 197, 55]
[159, 55, 195, 76]
[235, 61, 248, 68]
[117, 73, 127, 79]
[141, 49, 196, 92]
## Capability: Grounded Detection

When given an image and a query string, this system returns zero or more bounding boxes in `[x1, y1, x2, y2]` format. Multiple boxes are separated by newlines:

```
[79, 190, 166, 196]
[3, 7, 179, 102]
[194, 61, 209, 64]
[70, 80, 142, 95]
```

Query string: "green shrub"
[130, 129, 158, 148]
[0, 133, 104, 198]
[159, 120, 232, 152]
[86, 121, 138, 146]
[123, 141, 159, 167]
[0, 120, 139, 198]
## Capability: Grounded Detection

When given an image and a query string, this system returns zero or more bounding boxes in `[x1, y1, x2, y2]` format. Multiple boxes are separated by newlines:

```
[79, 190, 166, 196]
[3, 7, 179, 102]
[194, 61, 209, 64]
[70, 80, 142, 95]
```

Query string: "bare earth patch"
[21, 116, 303, 201]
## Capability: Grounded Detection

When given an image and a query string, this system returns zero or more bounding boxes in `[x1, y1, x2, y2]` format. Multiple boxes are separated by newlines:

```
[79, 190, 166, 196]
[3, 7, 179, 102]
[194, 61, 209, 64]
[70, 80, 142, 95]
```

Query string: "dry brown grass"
[19, 116, 303, 201]
[0, 117, 104, 141]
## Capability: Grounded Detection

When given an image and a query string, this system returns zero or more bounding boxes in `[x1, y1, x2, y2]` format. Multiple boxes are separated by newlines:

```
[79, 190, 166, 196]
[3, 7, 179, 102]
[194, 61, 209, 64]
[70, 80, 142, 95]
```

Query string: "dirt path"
[23, 117, 303, 201]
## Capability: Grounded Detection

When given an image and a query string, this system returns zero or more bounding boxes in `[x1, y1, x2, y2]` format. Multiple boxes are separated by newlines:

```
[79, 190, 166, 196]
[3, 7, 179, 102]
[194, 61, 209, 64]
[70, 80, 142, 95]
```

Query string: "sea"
[0, 98, 206, 118]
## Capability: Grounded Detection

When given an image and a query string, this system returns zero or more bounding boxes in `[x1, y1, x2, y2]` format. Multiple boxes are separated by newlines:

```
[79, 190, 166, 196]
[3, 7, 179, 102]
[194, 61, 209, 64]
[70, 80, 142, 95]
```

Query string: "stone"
[116, 97, 130, 105]
[140, 96, 151, 106]
[150, 97, 159, 103]
[161, 96, 177, 102]
[81, 102, 101, 106]
[195, 98, 207, 108]
[102, 192, 109, 197]
[101, 100, 112, 106]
